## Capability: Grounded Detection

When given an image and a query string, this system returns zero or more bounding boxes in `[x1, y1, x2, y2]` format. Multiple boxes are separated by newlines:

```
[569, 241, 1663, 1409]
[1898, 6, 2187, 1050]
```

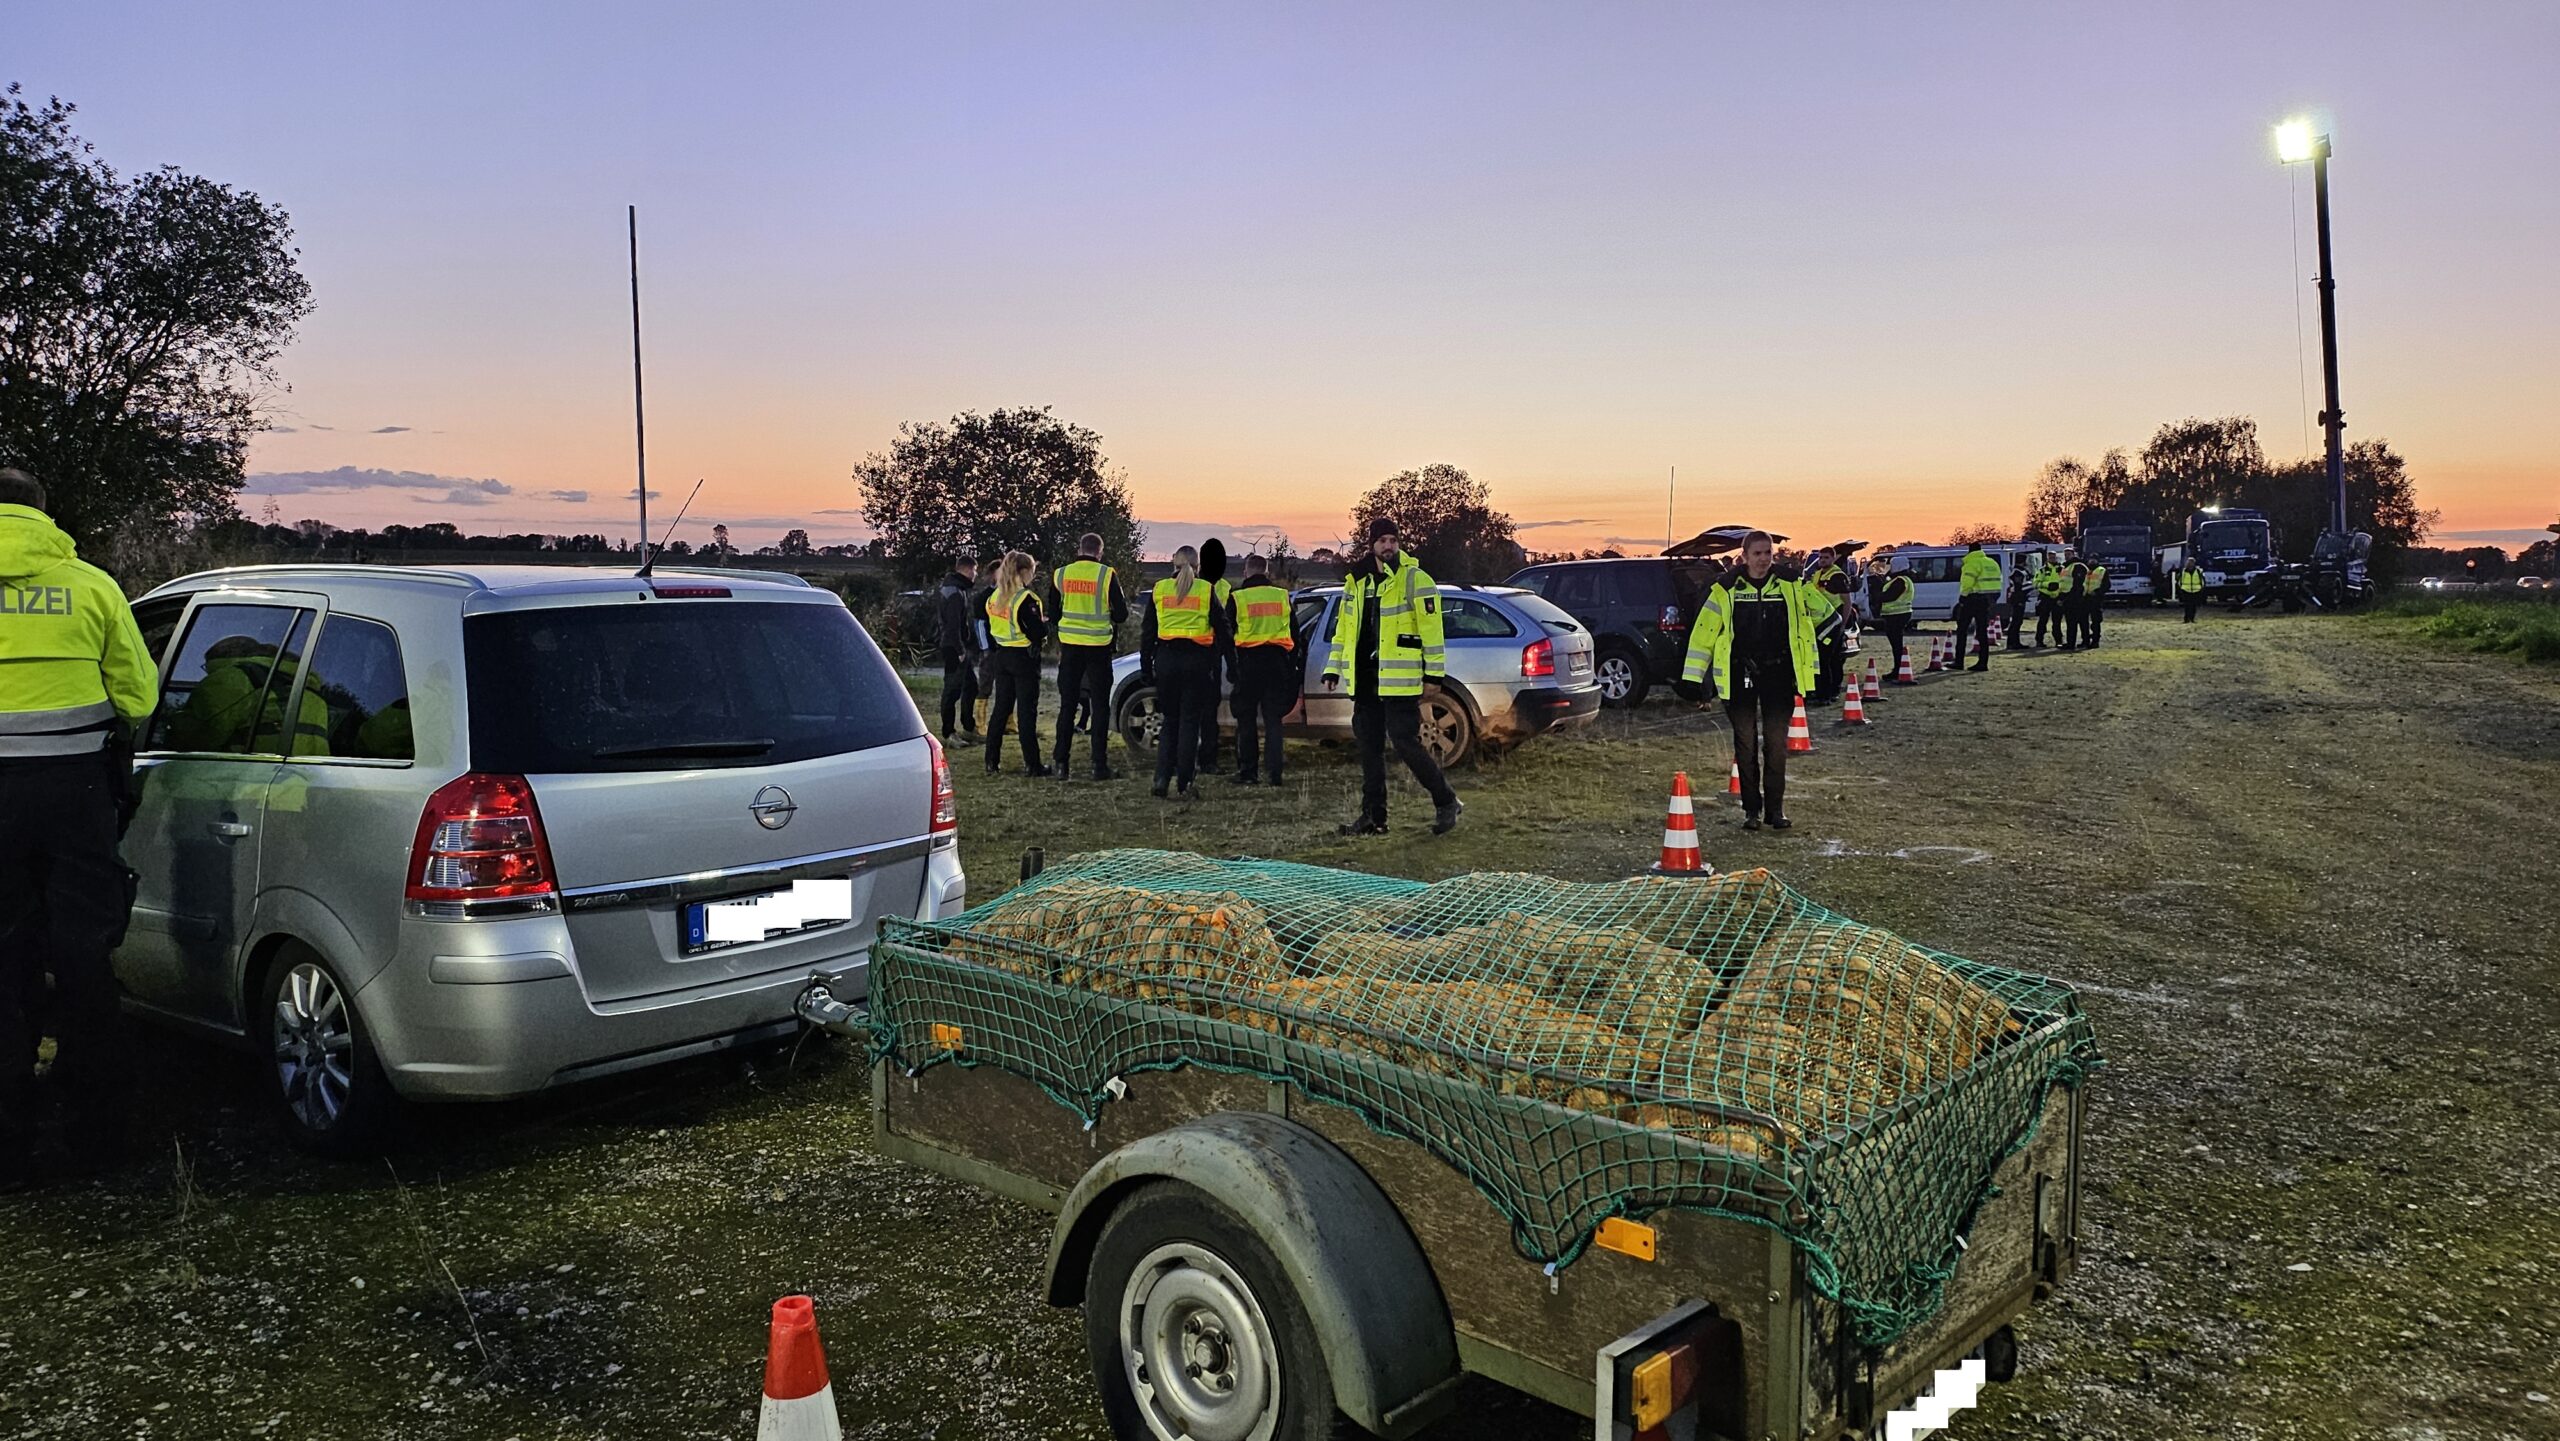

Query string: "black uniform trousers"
[1051, 644, 1114, 776]
[2004, 595, 2028, 649]
[1953, 594, 1994, 667]
[1229, 645, 1296, 783]
[2061, 596, 2089, 649]
[1724, 660, 1794, 819]
[2034, 595, 2060, 646]
[2085, 596, 2105, 647]
[939, 656, 980, 738]
[1353, 692, 1455, 823]
[983, 648, 1044, 772]
[2182, 594, 2202, 623]
[1152, 642, 1218, 791]
[0, 755, 135, 1155]
[1880, 615, 1911, 675]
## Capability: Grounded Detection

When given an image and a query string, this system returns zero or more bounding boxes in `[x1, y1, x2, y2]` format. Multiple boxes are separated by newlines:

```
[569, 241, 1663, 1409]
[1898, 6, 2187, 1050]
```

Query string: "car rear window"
[1499, 592, 1583, 633]
[465, 599, 920, 773]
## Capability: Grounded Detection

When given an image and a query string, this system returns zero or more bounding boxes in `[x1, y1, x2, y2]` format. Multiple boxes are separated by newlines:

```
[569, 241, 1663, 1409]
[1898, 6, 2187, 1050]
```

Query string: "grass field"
[2, 610, 2555, 1440]
[2366, 589, 2560, 665]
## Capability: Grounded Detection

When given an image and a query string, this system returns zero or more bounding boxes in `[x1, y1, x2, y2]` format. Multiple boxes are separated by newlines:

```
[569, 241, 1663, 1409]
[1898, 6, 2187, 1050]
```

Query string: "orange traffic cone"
[1652, 772, 1707, 873]
[1786, 696, 1814, 753]
[1727, 760, 1743, 797]
[1841, 686, 1868, 725]
[758, 1296, 842, 1440]
[1894, 648, 1917, 685]
[1924, 636, 1943, 673]
[1862, 660, 1882, 701]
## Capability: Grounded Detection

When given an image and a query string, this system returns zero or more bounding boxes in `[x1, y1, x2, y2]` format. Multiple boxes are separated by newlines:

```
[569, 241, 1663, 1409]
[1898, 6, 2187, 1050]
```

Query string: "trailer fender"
[1044, 1110, 1460, 1438]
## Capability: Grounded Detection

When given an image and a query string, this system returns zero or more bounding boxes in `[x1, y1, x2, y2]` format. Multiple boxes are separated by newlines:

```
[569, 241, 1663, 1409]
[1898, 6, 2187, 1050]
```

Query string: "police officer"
[2003, 562, 2032, 651]
[1047, 533, 1128, 781]
[980, 551, 1051, 776]
[2033, 555, 2069, 648]
[2060, 557, 2091, 650]
[1868, 555, 1916, 682]
[1145, 545, 1224, 800]
[2083, 560, 2109, 648]
[1804, 545, 1855, 705]
[1227, 553, 1296, 787]
[1676, 530, 1816, 830]
[934, 553, 982, 748]
[1953, 541, 2002, 671]
[1322, 519, 1461, 836]
[2178, 559, 2206, 623]
[0, 468, 158, 1188]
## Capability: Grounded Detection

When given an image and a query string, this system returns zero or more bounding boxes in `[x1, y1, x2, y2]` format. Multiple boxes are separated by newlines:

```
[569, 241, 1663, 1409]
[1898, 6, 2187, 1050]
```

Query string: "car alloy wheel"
[1596, 653, 1636, 703]
[273, 961, 355, 1133]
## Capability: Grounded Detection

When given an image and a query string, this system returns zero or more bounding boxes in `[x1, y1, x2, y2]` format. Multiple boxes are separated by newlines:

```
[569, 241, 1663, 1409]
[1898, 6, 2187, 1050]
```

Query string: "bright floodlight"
[2276, 119, 2317, 163]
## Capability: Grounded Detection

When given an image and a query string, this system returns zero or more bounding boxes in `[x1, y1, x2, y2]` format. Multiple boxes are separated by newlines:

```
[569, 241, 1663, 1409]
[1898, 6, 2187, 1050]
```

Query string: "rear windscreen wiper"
[591, 738, 776, 760]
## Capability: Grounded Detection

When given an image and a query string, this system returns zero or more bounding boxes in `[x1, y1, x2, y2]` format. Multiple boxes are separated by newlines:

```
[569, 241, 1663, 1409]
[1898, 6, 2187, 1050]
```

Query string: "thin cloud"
[245, 466, 513, 499]
[266, 425, 299, 434]
[431, 487, 501, 507]
[624, 487, 663, 501]
[812, 508, 864, 516]
[307, 424, 335, 432]
[545, 489, 590, 503]
[371, 425, 412, 434]
[2438, 528, 2552, 546]
[1515, 517, 1605, 531]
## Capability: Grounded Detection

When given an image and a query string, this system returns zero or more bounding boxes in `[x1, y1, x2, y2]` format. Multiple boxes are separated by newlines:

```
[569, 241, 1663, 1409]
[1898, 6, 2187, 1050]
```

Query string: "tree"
[709, 523, 731, 561]
[0, 86, 314, 560]
[2138, 417, 2267, 523]
[778, 527, 813, 556]
[855, 406, 1143, 582]
[2022, 449, 2131, 540]
[1347, 463, 1521, 582]
[1945, 522, 2013, 546]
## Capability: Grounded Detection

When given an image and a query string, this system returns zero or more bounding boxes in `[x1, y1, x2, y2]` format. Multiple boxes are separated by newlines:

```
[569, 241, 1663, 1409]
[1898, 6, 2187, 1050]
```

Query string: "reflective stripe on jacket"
[0, 503, 158, 757]
[1680, 575, 1818, 702]
[1324, 555, 1444, 697]
[1053, 559, 1116, 647]
[2036, 565, 2068, 598]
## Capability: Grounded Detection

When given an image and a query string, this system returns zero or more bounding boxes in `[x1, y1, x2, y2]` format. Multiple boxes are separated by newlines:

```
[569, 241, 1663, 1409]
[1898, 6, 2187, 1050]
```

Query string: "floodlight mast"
[2279, 119, 2348, 539]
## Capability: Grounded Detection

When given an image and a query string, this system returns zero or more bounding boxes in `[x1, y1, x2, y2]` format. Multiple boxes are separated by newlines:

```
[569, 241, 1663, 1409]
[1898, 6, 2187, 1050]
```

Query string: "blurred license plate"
[1569, 653, 1592, 674]
[682, 878, 854, 954]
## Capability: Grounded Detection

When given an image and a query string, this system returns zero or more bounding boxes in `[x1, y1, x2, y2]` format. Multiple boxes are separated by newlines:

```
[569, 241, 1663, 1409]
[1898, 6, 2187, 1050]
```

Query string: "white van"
[1882, 544, 2057, 622]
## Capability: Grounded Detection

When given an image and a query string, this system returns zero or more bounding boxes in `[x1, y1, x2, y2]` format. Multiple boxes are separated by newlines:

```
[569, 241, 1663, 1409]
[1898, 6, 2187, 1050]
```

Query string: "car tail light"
[649, 583, 732, 598]
[1521, 638, 1555, 678]
[926, 733, 959, 835]
[407, 773, 558, 902]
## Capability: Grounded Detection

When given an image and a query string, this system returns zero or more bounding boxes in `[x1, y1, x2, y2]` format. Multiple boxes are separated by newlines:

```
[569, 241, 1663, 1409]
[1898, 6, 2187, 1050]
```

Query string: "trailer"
[814, 852, 2100, 1441]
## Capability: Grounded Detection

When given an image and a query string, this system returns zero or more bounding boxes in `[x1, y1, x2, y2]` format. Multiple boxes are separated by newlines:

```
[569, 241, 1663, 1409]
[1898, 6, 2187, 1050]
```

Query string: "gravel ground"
[0, 610, 2552, 1439]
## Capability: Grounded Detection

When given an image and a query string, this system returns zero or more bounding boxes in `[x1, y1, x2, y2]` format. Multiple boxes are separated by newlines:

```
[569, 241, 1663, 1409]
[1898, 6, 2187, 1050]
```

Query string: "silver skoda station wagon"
[116, 564, 965, 1152]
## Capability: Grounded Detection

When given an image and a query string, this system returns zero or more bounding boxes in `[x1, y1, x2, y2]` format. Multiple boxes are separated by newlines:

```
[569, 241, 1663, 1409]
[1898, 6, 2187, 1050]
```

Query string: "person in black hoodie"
[933, 554, 982, 747]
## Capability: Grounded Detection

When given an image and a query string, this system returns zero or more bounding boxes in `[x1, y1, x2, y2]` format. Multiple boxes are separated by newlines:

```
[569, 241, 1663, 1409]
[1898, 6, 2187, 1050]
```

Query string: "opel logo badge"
[749, 785, 797, 830]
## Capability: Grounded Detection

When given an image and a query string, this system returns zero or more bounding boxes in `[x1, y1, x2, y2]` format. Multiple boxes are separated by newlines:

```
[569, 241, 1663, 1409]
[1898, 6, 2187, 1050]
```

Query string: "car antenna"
[628, 204, 654, 575]
[639, 478, 705, 578]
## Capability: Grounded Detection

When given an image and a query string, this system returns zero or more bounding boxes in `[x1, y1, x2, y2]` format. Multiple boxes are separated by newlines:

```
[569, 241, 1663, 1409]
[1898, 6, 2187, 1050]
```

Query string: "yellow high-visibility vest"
[1233, 585, 1293, 648]
[1153, 577, 1216, 643]
[985, 588, 1038, 649]
[1053, 559, 1115, 647]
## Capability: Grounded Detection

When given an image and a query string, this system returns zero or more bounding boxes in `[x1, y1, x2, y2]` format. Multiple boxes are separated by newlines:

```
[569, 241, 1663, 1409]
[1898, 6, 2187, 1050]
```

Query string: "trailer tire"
[1084, 1180, 1354, 1441]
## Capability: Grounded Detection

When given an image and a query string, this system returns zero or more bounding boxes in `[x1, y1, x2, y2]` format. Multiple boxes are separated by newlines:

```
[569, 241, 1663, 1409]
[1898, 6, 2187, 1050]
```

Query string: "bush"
[2374, 591, 2560, 665]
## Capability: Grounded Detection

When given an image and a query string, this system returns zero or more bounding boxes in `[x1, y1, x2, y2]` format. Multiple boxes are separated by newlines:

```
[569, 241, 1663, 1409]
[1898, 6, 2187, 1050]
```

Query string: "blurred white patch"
[1882, 1356, 1985, 1440]
[706, 879, 856, 943]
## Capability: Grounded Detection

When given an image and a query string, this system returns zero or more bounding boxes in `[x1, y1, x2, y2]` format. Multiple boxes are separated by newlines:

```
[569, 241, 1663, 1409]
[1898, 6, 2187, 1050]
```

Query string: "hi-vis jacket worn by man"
[0, 503, 156, 756]
[1679, 572, 1818, 701]
[1324, 552, 1445, 698]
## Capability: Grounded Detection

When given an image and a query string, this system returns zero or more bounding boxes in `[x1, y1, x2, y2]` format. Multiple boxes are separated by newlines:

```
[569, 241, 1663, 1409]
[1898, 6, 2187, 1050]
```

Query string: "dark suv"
[1502, 558, 1715, 707]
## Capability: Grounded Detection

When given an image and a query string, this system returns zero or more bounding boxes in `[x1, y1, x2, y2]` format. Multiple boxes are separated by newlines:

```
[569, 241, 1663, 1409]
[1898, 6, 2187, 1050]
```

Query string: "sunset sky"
[12, 3, 2556, 555]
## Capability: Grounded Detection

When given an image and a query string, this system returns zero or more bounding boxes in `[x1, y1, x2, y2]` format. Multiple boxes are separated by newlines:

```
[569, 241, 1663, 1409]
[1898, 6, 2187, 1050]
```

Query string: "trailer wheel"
[1085, 1181, 1351, 1441]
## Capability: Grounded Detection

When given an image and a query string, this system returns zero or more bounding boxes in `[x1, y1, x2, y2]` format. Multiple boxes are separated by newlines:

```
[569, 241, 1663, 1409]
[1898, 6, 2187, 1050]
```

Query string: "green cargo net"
[871, 849, 2099, 1347]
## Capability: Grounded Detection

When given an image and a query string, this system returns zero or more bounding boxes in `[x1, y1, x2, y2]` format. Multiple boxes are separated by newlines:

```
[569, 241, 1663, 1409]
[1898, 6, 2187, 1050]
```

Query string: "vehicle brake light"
[407, 773, 558, 902]
[650, 583, 732, 598]
[1521, 638, 1555, 678]
[926, 733, 959, 835]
